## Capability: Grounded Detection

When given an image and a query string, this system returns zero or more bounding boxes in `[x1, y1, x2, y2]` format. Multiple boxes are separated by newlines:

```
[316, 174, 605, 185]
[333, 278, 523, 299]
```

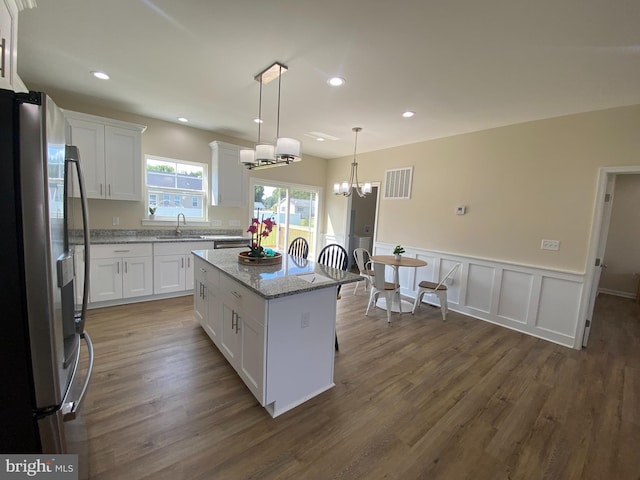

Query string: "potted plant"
[148, 206, 156, 219]
[239, 209, 281, 265]
[393, 244, 405, 261]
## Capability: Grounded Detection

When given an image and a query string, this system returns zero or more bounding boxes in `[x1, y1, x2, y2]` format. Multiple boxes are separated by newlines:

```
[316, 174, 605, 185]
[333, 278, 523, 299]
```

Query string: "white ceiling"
[17, 0, 640, 159]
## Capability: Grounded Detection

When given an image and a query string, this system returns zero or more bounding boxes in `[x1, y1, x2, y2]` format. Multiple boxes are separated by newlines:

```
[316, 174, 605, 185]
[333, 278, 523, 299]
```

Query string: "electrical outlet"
[229, 219, 241, 227]
[541, 239, 560, 251]
[112, 216, 119, 226]
[301, 312, 310, 328]
[456, 206, 466, 215]
[211, 219, 222, 226]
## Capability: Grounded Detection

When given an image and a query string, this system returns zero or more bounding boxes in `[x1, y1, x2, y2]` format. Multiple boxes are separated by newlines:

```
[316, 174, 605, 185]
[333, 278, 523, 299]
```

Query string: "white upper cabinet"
[65, 110, 146, 201]
[210, 141, 247, 207]
[0, 0, 18, 91]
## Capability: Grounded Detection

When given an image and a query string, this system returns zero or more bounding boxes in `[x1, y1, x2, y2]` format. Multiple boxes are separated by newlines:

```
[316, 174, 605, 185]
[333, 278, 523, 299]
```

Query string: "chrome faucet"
[176, 213, 186, 235]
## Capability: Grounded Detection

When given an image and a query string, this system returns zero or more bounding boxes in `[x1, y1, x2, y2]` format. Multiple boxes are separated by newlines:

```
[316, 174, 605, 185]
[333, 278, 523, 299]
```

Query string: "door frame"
[580, 166, 640, 347]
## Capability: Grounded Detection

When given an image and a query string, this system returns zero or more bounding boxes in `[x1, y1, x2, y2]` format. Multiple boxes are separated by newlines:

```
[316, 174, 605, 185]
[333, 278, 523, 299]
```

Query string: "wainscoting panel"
[498, 269, 534, 325]
[466, 263, 496, 314]
[374, 242, 585, 349]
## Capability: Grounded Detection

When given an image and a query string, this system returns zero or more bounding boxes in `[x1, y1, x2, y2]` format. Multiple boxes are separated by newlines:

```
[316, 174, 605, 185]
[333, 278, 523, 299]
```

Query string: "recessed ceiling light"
[402, 111, 415, 118]
[316, 137, 325, 142]
[91, 70, 110, 80]
[327, 77, 345, 87]
[178, 117, 188, 123]
[253, 118, 263, 124]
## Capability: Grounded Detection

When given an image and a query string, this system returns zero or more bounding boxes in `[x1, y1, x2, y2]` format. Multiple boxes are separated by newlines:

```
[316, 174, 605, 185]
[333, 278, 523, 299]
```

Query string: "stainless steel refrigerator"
[0, 88, 92, 473]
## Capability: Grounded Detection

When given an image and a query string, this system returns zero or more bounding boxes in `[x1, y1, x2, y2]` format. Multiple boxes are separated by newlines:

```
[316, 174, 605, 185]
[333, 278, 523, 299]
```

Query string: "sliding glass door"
[251, 180, 320, 260]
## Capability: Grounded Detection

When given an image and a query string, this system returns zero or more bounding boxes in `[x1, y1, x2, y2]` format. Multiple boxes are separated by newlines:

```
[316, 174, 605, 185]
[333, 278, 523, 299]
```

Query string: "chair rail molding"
[374, 242, 585, 349]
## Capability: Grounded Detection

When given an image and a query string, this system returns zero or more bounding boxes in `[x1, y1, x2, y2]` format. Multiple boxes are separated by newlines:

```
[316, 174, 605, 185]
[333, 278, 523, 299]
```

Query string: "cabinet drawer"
[220, 274, 265, 324]
[91, 243, 152, 259]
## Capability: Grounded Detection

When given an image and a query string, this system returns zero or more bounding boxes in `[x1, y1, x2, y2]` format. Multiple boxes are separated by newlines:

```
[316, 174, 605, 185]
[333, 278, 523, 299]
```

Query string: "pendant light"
[334, 127, 372, 197]
[240, 62, 302, 170]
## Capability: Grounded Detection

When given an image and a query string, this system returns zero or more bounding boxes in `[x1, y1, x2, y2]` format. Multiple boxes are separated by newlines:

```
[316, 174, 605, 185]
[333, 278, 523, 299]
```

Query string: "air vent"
[384, 167, 413, 199]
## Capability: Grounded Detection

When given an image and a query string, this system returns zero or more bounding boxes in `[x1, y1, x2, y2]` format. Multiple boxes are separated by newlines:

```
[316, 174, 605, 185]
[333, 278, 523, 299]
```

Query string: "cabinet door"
[0, 0, 17, 90]
[220, 302, 240, 364]
[67, 118, 106, 199]
[105, 125, 141, 201]
[90, 258, 122, 302]
[238, 312, 265, 403]
[123, 256, 153, 298]
[206, 284, 221, 344]
[210, 142, 246, 207]
[153, 254, 186, 294]
[184, 254, 194, 291]
[194, 279, 207, 327]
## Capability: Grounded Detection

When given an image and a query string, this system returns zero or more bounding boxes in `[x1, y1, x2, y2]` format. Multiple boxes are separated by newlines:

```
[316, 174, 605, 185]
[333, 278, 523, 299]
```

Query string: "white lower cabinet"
[153, 241, 211, 294]
[195, 256, 266, 404]
[89, 244, 153, 303]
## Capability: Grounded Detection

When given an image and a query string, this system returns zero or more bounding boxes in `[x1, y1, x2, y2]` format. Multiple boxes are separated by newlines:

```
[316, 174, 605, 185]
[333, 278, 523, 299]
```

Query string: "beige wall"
[37, 86, 327, 231]
[326, 105, 640, 273]
[599, 174, 640, 295]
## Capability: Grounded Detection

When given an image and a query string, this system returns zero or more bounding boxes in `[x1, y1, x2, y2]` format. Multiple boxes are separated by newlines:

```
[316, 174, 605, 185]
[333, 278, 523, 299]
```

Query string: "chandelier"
[240, 62, 302, 170]
[334, 127, 372, 197]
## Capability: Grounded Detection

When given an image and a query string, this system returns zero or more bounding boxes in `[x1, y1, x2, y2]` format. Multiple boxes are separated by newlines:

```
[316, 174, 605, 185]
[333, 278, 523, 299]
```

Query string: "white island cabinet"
[193, 250, 361, 417]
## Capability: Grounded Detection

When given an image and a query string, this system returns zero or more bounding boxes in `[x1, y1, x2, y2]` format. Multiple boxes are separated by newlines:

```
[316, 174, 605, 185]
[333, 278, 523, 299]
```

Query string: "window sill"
[141, 219, 210, 227]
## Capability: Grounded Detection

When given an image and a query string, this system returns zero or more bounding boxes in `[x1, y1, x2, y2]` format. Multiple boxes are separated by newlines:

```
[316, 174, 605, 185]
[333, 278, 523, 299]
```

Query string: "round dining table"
[370, 255, 427, 312]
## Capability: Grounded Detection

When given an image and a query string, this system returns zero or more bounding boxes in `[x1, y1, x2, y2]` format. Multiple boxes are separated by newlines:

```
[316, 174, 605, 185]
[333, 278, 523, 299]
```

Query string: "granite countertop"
[72, 229, 249, 245]
[194, 248, 363, 299]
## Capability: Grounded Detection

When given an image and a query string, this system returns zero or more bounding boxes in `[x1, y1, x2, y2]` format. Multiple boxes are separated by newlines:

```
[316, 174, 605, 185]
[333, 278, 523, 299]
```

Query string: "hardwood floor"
[82, 289, 640, 479]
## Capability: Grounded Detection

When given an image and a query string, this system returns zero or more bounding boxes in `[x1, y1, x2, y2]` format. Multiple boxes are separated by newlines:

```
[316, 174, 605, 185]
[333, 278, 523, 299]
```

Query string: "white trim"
[375, 241, 585, 349]
[598, 288, 636, 299]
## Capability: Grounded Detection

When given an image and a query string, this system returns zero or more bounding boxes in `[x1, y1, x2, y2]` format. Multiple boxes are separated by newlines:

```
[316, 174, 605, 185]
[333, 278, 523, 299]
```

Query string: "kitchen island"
[193, 248, 362, 417]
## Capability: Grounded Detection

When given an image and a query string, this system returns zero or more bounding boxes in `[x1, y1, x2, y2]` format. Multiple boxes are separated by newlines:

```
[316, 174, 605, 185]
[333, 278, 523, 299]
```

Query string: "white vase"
[394, 254, 401, 261]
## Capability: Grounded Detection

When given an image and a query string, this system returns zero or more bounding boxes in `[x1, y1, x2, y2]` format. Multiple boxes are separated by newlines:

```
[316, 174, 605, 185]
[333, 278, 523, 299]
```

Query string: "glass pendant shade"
[363, 182, 372, 194]
[255, 143, 275, 162]
[239, 148, 257, 166]
[275, 137, 301, 160]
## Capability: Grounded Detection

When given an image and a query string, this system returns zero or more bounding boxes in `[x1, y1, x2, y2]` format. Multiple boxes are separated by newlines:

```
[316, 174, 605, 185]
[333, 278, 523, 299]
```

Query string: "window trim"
[144, 154, 208, 222]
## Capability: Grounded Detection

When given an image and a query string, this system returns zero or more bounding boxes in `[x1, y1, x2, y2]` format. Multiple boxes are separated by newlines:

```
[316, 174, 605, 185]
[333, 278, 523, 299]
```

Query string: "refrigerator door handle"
[65, 145, 91, 334]
[62, 331, 94, 422]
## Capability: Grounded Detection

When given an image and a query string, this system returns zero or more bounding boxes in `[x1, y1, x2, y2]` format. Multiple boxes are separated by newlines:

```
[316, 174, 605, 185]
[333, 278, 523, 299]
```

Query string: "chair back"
[371, 262, 388, 290]
[317, 244, 348, 271]
[288, 237, 309, 259]
[434, 263, 461, 289]
[353, 248, 371, 274]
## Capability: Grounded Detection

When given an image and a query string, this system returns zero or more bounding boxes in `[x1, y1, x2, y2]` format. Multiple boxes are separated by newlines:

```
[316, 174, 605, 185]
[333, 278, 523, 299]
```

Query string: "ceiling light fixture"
[328, 77, 346, 87]
[240, 62, 302, 170]
[177, 117, 189, 123]
[402, 111, 415, 118]
[334, 127, 371, 197]
[91, 70, 110, 80]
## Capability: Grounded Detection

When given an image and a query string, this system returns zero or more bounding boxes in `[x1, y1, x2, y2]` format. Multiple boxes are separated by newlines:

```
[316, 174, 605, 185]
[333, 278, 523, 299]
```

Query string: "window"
[251, 179, 320, 260]
[145, 155, 207, 220]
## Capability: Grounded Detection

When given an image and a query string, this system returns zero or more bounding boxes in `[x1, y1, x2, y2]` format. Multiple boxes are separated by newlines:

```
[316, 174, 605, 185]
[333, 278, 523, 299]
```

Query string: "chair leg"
[385, 292, 392, 323]
[412, 290, 423, 315]
[437, 290, 448, 321]
[353, 280, 360, 295]
[365, 290, 377, 316]
[335, 333, 339, 351]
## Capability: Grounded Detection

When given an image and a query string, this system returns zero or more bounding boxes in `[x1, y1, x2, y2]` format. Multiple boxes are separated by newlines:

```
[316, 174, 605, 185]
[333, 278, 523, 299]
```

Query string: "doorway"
[582, 166, 640, 347]
[345, 184, 380, 270]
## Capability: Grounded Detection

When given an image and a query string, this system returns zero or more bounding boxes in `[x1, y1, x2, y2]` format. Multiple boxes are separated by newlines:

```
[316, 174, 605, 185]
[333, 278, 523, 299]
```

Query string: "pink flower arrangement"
[246, 210, 276, 257]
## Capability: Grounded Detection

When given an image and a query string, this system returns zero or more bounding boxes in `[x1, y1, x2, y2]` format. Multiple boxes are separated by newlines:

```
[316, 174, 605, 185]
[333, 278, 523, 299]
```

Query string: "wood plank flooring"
[81, 288, 640, 479]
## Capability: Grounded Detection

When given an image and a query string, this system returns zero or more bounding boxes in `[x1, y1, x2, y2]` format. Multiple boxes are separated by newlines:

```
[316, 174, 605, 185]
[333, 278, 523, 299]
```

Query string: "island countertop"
[193, 248, 363, 299]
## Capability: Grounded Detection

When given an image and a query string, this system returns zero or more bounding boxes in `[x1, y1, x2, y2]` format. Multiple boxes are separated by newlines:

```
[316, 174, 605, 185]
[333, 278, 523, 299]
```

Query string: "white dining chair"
[412, 263, 461, 320]
[353, 247, 374, 294]
[366, 262, 401, 323]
